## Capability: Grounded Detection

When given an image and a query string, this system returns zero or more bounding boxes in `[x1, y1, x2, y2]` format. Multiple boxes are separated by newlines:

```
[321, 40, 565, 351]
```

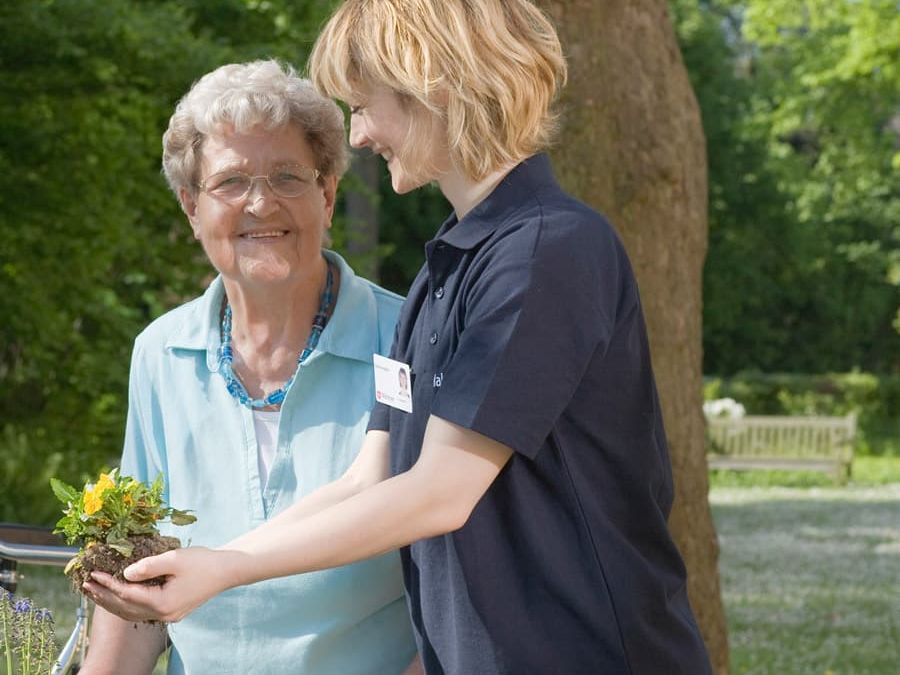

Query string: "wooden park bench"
[706, 413, 857, 483]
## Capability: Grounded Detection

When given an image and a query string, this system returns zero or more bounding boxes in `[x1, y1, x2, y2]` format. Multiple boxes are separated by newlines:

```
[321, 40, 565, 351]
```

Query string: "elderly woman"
[80, 60, 418, 675]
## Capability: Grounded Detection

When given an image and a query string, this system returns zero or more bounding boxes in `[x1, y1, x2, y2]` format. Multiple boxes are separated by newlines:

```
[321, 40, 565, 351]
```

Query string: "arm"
[228, 429, 392, 550]
[229, 414, 511, 578]
[78, 606, 166, 675]
[85, 416, 512, 622]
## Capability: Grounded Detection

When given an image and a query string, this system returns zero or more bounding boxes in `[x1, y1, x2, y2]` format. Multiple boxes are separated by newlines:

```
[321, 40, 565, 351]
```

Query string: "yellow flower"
[83, 487, 104, 515]
[82, 472, 115, 516]
[95, 472, 115, 495]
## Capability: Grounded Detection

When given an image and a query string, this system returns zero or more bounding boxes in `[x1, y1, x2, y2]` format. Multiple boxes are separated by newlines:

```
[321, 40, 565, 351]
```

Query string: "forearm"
[229, 430, 390, 551]
[224, 461, 460, 586]
[222, 417, 512, 588]
[227, 471, 364, 550]
[79, 606, 166, 675]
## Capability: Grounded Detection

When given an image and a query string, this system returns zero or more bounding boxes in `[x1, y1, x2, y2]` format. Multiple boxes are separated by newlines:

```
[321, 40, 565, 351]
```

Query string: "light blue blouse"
[120, 251, 416, 675]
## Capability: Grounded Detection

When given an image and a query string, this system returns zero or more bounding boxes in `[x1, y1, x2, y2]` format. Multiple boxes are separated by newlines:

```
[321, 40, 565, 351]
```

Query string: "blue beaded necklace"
[218, 261, 334, 409]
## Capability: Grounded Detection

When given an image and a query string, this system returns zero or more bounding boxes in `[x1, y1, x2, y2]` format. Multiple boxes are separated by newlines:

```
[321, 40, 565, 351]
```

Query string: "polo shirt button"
[429, 332, 438, 345]
[434, 286, 444, 299]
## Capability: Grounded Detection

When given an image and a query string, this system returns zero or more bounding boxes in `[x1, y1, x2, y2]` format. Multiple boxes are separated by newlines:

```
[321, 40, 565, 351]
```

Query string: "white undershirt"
[252, 409, 281, 488]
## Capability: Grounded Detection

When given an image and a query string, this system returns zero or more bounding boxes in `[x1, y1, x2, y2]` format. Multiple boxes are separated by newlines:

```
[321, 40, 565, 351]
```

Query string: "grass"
[709, 456, 900, 489]
[711, 478, 900, 674]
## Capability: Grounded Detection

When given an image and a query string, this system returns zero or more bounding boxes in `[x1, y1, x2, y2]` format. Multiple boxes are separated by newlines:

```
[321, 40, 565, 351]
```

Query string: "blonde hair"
[162, 60, 349, 195]
[309, 0, 567, 181]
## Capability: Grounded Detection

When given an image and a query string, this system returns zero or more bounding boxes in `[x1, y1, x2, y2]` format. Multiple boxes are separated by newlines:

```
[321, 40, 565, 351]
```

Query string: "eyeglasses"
[197, 163, 321, 202]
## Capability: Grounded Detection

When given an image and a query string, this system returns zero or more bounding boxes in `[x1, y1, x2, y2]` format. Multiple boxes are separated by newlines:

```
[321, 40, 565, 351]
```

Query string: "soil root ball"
[67, 534, 181, 591]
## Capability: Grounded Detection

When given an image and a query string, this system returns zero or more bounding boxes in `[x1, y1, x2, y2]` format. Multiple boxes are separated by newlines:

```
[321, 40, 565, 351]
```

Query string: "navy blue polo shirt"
[370, 154, 712, 675]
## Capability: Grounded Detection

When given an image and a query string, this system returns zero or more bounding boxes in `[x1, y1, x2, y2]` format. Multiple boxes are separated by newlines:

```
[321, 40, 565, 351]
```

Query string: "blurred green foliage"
[1, 0, 897, 524]
[673, 0, 899, 374]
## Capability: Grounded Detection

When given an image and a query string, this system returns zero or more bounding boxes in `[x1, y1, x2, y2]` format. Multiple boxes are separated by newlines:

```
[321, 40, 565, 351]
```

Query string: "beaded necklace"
[218, 261, 334, 409]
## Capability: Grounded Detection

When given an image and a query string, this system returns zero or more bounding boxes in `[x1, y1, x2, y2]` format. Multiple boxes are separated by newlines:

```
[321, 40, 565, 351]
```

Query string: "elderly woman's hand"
[82, 546, 241, 623]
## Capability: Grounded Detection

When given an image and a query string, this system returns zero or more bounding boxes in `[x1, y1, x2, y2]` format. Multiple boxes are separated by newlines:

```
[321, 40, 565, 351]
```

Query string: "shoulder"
[485, 156, 624, 262]
[483, 184, 628, 278]
[131, 284, 214, 364]
[326, 252, 404, 359]
[532, 187, 622, 257]
[361, 278, 404, 323]
[478, 186, 638, 321]
[354, 277, 404, 356]
[133, 298, 198, 349]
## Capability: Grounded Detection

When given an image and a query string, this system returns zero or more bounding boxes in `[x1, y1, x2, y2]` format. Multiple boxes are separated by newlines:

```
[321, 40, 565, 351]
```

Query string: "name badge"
[373, 354, 413, 413]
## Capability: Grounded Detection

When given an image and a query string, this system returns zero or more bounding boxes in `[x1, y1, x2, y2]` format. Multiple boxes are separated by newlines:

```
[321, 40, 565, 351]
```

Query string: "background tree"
[1, 0, 224, 522]
[539, 0, 729, 671]
[673, 0, 899, 375]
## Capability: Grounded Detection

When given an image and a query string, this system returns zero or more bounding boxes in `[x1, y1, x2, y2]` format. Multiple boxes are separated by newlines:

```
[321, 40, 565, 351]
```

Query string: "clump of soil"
[66, 533, 181, 592]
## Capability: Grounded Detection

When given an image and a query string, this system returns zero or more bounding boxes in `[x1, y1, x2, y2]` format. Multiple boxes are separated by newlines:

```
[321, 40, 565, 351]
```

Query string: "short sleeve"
[366, 401, 392, 432]
[366, 314, 402, 433]
[431, 216, 629, 458]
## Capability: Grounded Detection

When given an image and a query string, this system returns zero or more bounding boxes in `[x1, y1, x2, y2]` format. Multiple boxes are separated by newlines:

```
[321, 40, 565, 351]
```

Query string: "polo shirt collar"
[435, 153, 557, 250]
[164, 250, 378, 371]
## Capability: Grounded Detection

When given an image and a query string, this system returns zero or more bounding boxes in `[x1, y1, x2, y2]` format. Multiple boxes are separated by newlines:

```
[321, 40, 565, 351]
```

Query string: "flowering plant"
[702, 397, 746, 420]
[51, 469, 195, 590]
[0, 592, 57, 675]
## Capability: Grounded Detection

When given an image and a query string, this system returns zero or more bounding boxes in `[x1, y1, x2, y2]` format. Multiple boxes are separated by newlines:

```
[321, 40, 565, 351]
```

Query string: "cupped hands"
[82, 546, 242, 623]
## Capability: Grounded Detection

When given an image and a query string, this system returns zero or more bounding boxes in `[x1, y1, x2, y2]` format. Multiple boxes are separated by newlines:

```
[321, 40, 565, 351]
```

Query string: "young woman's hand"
[82, 546, 244, 623]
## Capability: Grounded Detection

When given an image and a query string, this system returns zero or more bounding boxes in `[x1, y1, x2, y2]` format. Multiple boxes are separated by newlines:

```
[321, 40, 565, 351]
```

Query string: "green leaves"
[673, 0, 899, 374]
[106, 540, 135, 558]
[52, 469, 196, 548]
[49, 478, 78, 508]
[169, 510, 198, 527]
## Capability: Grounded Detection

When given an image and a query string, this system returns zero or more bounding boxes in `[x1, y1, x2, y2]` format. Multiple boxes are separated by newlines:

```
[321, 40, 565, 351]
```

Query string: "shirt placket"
[420, 242, 457, 386]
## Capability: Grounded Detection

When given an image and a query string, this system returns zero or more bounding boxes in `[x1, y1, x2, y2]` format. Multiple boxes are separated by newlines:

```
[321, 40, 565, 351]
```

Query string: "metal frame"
[1, 529, 87, 675]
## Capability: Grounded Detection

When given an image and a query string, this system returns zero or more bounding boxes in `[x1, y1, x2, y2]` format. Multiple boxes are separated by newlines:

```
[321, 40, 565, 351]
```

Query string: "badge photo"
[373, 354, 413, 413]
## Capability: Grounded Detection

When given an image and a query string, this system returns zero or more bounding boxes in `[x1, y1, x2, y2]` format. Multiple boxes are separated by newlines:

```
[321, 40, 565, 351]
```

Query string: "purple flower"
[13, 598, 32, 614]
[36, 608, 54, 622]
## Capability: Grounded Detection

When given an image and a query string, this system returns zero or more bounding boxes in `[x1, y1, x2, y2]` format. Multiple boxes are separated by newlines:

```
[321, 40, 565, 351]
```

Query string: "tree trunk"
[343, 152, 382, 280]
[539, 1, 729, 672]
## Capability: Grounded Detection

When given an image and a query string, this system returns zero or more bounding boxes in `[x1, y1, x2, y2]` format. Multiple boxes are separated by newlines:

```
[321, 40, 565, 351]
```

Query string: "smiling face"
[180, 124, 337, 290]
[348, 87, 450, 194]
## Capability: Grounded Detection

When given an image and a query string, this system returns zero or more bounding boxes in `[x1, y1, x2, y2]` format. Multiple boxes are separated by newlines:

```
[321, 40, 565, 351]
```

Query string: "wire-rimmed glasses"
[197, 163, 321, 202]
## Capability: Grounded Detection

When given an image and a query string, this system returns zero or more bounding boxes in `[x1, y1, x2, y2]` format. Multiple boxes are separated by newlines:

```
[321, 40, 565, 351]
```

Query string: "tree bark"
[343, 152, 382, 280]
[539, 1, 729, 672]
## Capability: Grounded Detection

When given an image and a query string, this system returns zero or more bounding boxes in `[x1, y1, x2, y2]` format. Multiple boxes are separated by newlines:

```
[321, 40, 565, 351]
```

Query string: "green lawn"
[711, 482, 900, 674]
[709, 455, 900, 489]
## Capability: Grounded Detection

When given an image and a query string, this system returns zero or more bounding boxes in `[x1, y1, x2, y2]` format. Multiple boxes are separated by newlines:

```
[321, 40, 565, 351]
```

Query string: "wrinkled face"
[180, 124, 337, 289]
[348, 86, 450, 194]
